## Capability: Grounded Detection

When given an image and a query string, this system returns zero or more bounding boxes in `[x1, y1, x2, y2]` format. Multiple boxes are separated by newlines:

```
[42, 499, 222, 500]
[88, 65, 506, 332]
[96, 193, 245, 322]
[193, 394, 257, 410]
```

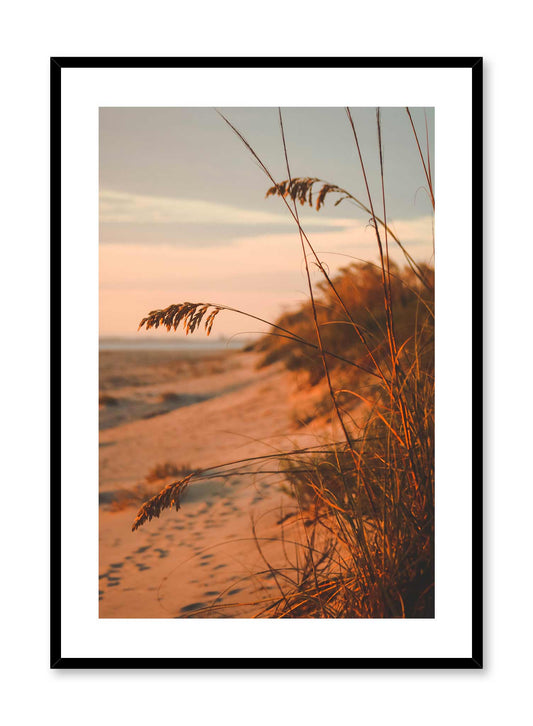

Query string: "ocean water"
[99, 336, 251, 352]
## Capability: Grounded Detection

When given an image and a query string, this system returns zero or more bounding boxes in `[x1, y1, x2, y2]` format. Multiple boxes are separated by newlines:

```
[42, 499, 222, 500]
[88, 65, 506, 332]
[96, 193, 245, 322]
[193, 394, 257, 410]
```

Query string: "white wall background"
[0, 2, 528, 724]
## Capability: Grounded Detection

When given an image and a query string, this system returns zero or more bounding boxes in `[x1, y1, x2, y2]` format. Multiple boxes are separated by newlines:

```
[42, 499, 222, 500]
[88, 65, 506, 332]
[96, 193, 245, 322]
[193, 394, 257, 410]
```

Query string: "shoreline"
[99, 336, 252, 352]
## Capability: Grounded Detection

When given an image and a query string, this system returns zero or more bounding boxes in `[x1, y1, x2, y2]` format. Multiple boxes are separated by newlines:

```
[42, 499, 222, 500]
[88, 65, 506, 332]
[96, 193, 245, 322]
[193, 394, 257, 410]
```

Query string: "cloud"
[387, 216, 435, 246]
[100, 189, 346, 228]
[99, 215, 434, 337]
[99, 217, 434, 299]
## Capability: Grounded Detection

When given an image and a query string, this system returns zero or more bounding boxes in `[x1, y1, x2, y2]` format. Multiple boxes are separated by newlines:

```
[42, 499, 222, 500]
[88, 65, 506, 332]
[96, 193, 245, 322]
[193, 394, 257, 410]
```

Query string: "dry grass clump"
[144, 461, 192, 483]
[131, 106, 435, 619]
[268, 386, 434, 618]
[253, 259, 433, 388]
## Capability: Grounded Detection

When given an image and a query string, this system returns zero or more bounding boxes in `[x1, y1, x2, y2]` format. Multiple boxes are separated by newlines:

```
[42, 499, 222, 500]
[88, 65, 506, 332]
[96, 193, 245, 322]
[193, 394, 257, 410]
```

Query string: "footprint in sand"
[205, 590, 219, 597]
[110, 562, 124, 569]
[228, 588, 242, 596]
[135, 546, 151, 554]
[154, 548, 169, 558]
[179, 602, 207, 614]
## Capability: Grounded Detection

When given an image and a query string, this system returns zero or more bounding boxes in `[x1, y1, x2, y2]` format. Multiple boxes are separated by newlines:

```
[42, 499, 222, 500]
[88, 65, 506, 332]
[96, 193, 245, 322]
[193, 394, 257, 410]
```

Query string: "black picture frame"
[51, 56, 483, 669]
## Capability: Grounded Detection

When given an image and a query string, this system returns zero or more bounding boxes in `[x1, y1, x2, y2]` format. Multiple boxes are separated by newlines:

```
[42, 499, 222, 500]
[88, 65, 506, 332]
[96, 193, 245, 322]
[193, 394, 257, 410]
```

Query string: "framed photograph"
[51, 57, 482, 668]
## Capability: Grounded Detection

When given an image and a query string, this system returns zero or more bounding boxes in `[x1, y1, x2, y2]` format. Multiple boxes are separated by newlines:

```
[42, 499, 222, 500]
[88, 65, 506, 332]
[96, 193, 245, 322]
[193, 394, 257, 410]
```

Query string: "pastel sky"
[99, 107, 434, 339]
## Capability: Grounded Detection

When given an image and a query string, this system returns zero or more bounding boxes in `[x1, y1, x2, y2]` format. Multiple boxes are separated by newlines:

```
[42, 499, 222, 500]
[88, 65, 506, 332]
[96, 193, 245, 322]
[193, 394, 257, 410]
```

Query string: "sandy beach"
[99, 345, 326, 618]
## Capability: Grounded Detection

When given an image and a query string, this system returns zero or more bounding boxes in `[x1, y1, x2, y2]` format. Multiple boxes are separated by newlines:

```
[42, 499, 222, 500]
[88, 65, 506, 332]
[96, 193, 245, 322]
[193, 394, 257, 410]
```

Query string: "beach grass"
[131, 107, 435, 618]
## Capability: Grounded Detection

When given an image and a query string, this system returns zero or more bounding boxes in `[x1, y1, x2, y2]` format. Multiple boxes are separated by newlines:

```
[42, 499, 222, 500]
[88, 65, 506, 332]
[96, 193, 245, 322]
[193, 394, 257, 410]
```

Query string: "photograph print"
[98, 105, 435, 620]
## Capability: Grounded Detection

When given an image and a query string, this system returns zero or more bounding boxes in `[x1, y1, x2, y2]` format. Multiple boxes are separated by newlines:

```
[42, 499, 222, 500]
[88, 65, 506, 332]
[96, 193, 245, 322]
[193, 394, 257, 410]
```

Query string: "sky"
[99, 107, 434, 340]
